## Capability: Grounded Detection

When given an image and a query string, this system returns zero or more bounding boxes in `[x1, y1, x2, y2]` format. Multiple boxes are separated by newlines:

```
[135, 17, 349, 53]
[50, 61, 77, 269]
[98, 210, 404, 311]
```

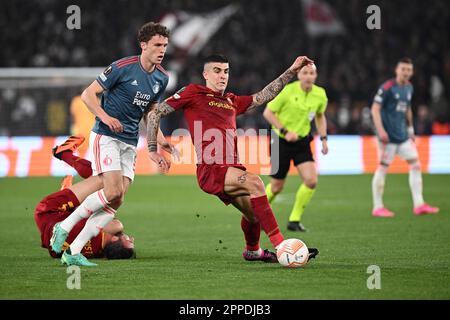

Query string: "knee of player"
[304, 177, 317, 189]
[104, 187, 124, 203]
[408, 159, 421, 171]
[247, 174, 265, 194]
[271, 182, 284, 194]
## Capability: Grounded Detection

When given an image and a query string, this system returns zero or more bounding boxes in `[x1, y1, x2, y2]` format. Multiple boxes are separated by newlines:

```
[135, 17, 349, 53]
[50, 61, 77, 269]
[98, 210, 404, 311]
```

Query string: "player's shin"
[241, 217, 261, 251]
[69, 205, 116, 255]
[289, 184, 315, 222]
[409, 162, 424, 207]
[60, 189, 109, 233]
[249, 196, 284, 248]
[372, 166, 387, 209]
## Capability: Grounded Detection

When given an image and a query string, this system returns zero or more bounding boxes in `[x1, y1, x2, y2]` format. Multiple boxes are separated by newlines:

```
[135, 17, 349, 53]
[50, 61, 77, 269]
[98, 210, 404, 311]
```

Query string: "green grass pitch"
[0, 174, 449, 299]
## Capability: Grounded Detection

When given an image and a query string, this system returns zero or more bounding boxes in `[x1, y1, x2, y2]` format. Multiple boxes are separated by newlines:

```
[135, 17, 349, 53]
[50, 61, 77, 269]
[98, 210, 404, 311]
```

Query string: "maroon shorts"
[196, 164, 247, 205]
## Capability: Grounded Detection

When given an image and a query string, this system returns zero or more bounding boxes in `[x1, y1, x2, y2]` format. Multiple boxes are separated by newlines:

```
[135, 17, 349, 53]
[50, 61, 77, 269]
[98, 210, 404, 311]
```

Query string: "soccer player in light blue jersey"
[51, 22, 174, 266]
[371, 58, 439, 218]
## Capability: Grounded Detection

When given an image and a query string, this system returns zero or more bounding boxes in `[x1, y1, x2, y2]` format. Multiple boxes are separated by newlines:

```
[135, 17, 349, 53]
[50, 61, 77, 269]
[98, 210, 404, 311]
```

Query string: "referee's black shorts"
[270, 134, 314, 180]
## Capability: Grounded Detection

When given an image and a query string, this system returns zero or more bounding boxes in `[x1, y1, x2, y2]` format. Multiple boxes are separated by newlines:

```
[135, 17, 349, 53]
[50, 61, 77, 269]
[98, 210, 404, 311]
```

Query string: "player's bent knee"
[104, 187, 124, 203]
[304, 176, 317, 189]
[271, 182, 284, 194]
[408, 159, 421, 171]
[246, 174, 265, 195]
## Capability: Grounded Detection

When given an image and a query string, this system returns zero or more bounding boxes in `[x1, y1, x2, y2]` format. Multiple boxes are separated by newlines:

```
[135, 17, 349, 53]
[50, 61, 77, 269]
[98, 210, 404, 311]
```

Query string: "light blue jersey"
[94, 55, 169, 146]
[373, 78, 413, 143]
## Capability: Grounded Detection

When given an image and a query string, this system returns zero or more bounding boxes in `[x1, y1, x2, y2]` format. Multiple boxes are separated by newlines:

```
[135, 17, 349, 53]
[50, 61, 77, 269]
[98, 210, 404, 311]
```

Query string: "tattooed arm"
[246, 56, 313, 113]
[146, 101, 176, 173]
[143, 104, 170, 147]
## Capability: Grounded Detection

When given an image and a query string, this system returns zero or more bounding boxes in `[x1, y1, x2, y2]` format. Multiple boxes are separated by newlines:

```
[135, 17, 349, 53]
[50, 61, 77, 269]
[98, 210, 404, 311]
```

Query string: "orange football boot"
[60, 175, 74, 190]
[52, 135, 85, 160]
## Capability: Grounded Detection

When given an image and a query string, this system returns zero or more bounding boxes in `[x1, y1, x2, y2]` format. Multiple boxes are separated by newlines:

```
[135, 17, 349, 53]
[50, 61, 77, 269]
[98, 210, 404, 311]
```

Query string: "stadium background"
[1, 0, 449, 177]
[1, 0, 449, 301]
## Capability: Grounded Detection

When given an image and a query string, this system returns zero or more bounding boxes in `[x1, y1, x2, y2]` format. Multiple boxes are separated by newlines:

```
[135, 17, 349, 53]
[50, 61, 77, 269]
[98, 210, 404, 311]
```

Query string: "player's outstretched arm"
[246, 56, 313, 112]
[146, 102, 176, 173]
[144, 105, 180, 160]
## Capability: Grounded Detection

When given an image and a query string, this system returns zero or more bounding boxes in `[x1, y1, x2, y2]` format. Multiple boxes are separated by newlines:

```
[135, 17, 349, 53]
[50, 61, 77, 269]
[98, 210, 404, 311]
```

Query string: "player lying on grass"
[147, 54, 319, 263]
[38, 133, 175, 262]
[34, 174, 135, 260]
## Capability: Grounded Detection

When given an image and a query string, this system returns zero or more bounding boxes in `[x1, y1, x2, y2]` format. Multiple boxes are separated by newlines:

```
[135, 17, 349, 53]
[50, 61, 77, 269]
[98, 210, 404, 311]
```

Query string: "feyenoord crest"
[103, 155, 112, 166]
[152, 83, 160, 94]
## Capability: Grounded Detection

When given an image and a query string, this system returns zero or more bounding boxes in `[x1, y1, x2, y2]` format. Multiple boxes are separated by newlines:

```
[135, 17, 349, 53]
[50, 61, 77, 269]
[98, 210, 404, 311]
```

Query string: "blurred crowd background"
[1, 0, 449, 137]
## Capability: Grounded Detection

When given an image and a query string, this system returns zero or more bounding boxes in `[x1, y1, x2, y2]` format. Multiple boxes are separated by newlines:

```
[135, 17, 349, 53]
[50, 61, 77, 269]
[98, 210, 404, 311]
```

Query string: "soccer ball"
[276, 238, 309, 268]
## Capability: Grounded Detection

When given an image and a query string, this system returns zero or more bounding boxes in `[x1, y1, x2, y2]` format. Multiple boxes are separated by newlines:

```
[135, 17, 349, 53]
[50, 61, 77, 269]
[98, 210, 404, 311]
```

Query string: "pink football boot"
[372, 207, 395, 217]
[413, 204, 439, 215]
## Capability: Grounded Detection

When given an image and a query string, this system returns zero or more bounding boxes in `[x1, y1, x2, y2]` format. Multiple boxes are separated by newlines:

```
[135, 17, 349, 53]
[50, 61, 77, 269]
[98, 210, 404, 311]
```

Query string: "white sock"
[60, 189, 109, 233]
[409, 162, 424, 208]
[372, 166, 387, 209]
[70, 205, 116, 255]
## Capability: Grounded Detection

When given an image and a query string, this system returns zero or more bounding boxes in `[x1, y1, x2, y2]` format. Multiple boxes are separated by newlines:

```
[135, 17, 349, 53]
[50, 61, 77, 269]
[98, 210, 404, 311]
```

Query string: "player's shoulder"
[155, 64, 169, 77]
[312, 84, 327, 97]
[112, 55, 139, 69]
[380, 78, 396, 91]
[170, 84, 198, 98]
[406, 81, 414, 90]
[186, 84, 211, 94]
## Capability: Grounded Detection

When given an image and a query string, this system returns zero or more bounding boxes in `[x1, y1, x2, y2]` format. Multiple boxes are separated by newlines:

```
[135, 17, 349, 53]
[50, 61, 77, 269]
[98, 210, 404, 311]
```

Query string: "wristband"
[320, 136, 328, 141]
[279, 128, 288, 135]
[407, 126, 415, 136]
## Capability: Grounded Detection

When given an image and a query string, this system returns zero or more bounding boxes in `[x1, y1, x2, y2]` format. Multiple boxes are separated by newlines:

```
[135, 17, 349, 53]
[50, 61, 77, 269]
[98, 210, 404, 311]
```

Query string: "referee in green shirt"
[263, 63, 328, 232]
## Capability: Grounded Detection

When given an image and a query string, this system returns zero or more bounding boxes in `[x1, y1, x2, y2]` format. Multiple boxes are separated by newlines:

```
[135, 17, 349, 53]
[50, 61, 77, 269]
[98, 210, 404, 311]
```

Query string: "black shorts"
[270, 135, 314, 179]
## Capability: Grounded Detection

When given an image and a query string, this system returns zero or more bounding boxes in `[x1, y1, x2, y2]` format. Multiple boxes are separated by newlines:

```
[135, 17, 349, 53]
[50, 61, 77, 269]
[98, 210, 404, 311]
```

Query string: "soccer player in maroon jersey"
[35, 175, 136, 260]
[146, 54, 317, 262]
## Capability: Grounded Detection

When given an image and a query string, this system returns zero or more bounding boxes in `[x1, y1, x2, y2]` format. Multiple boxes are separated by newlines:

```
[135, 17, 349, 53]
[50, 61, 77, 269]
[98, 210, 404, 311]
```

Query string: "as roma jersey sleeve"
[231, 94, 254, 115]
[165, 84, 197, 111]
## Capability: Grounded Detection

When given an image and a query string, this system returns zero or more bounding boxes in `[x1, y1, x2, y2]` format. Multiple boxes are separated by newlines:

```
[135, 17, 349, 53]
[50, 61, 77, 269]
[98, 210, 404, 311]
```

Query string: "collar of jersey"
[138, 55, 157, 75]
[195, 84, 227, 97]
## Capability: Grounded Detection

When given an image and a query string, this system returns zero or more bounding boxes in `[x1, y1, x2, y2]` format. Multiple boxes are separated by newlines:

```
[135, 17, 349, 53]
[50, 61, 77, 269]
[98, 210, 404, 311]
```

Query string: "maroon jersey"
[34, 189, 104, 258]
[165, 84, 253, 165]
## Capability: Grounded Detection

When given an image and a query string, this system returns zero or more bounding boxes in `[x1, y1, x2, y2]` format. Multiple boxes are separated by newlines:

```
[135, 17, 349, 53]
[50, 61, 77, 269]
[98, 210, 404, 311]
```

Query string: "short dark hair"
[398, 57, 413, 65]
[204, 54, 229, 66]
[104, 241, 136, 260]
[137, 22, 170, 43]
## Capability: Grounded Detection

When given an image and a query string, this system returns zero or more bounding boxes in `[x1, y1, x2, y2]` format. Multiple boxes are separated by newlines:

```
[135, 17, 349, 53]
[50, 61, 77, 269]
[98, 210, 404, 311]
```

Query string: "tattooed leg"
[237, 173, 248, 184]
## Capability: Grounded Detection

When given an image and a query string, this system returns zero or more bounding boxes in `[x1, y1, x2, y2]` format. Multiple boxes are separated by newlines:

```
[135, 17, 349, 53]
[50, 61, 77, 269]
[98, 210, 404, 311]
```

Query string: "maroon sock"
[73, 158, 93, 179]
[241, 217, 261, 251]
[60, 151, 77, 166]
[60, 152, 92, 178]
[250, 195, 284, 248]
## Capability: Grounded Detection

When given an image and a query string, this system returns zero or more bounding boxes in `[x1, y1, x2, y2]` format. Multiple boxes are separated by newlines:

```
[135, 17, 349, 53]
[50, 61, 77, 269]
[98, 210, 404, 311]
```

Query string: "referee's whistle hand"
[321, 141, 329, 155]
[285, 131, 298, 142]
